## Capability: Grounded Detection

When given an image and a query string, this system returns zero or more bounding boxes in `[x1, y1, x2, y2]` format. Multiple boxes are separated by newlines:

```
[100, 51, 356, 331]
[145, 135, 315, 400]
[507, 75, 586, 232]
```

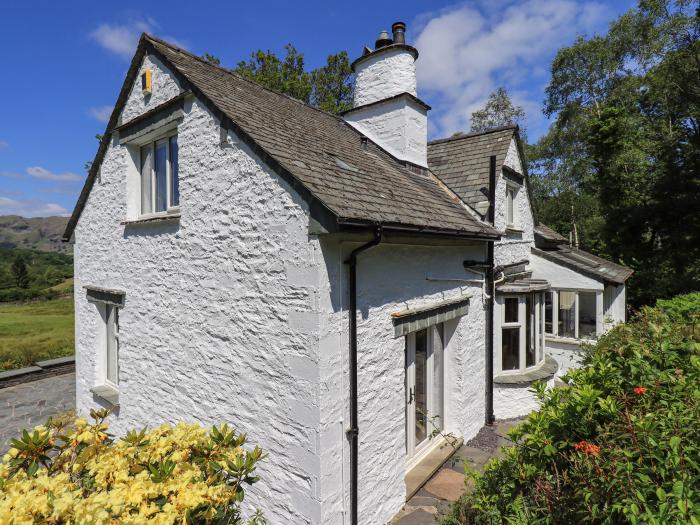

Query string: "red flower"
[633, 386, 647, 395]
[574, 441, 600, 456]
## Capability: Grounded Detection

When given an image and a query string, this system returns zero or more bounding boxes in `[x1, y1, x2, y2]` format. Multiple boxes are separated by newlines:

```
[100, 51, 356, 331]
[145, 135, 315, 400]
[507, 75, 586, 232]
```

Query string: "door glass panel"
[558, 291, 576, 338]
[154, 140, 168, 212]
[140, 145, 153, 214]
[502, 327, 520, 370]
[414, 328, 428, 446]
[432, 325, 444, 432]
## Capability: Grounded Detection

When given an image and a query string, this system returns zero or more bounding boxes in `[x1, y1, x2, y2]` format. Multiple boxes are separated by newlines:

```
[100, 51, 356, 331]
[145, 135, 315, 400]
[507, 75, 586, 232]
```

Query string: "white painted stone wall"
[344, 96, 428, 166]
[493, 139, 534, 267]
[546, 338, 586, 378]
[120, 55, 181, 123]
[74, 55, 326, 524]
[529, 253, 604, 291]
[493, 376, 555, 419]
[353, 48, 417, 107]
[316, 239, 488, 524]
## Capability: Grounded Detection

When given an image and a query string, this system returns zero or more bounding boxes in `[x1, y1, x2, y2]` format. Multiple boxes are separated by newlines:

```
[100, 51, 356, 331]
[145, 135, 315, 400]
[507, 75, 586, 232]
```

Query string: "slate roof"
[64, 34, 498, 241]
[427, 126, 517, 213]
[533, 226, 633, 285]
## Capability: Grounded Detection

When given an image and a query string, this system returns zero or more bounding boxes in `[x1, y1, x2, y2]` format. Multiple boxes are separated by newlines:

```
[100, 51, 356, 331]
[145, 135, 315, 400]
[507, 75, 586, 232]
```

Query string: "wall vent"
[141, 70, 152, 95]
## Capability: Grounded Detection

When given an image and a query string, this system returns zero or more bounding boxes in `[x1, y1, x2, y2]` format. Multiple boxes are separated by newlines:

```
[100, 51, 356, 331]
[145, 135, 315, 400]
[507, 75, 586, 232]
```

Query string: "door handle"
[408, 387, 414, 405]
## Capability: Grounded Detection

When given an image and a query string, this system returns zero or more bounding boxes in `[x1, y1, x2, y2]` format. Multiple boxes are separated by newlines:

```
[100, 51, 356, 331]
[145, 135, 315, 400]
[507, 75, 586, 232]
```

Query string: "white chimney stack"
[343, 22, 429, 168]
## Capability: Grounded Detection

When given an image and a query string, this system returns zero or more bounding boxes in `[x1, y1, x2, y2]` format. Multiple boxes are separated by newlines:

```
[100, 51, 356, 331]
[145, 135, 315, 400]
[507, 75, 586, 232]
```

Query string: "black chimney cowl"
[392, 21, 406, 44]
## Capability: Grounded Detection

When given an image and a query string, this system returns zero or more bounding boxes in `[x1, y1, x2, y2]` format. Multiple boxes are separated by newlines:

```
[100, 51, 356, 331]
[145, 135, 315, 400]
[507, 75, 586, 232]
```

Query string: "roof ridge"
[428, 125, 517, 146]
[142, 33, 345, 123]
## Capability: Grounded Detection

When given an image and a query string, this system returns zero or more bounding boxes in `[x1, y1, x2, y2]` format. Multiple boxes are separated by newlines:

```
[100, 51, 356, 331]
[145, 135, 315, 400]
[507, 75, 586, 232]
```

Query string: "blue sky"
[0, 0, 634, 217]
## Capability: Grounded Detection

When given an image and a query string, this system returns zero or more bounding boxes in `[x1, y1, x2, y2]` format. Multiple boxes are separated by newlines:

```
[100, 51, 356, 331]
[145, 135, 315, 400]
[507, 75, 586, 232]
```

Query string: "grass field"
[0, 296, 74, 371]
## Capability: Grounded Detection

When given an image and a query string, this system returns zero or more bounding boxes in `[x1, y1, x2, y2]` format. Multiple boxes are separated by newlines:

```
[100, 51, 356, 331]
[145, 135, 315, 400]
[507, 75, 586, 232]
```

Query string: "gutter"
[344, 225, 383, 525]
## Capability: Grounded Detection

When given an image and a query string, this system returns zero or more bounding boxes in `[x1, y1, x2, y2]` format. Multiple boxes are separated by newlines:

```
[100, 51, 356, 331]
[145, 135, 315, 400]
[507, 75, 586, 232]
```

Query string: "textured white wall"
[546, 339, 586, 378]
[121, 55, 181, 123]
[529, 253, 603, 290]
[493, 376, 555, 419]
[317, 239, 488, 524]
[75, 55, 325, 524]
[344, 96, 428, 166]
[493, 139, 534, 267]
[353, 48, 417, 107]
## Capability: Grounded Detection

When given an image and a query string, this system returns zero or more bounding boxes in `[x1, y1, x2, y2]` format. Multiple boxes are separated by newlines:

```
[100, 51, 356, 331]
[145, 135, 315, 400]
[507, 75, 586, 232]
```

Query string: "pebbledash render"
[64, 22, 632, 525]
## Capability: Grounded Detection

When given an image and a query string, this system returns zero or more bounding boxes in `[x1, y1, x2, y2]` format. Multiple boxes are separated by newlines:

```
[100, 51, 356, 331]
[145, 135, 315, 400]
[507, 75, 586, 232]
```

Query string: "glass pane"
[544, 292, 553, 334]
[432, 324, 444, 432]
[140, 145, 153, 214]
[558, 291, 576, 338]
[579, 292, 597, 339]
[502, 327, 520, 370]
[154, 140, 168, 212]
[106, 305, 118, 384]
[169, 136, 179, 207]
[506, 189, 514, 224]
[526, 295, 536, 367]
[504, 297, 519, 323]
[414, 329, 428, 446]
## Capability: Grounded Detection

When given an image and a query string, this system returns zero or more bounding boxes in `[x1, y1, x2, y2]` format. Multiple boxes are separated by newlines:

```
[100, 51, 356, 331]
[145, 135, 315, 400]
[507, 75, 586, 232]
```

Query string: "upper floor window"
[140, 134, 179, 215]
[505, 185, 517, 227]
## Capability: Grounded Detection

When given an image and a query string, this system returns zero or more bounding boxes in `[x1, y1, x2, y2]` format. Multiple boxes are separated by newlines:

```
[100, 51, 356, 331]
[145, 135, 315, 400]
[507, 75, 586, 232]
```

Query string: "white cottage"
[64, 23, 631, 525]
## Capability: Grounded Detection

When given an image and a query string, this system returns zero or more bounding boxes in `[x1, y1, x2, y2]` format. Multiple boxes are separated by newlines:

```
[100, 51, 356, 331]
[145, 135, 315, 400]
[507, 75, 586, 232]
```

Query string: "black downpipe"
[485, 156, 497, 425]
[346, 225, 383, 525]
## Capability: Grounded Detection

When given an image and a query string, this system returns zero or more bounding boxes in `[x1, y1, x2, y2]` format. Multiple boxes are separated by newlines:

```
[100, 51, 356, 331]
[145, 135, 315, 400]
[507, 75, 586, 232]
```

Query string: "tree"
[201, 53, 221, 66]
[234, 44, 312, 103]
[11, 254, 29, 289]
[310, 51, 354, 113]
[470, 87, 526, 136]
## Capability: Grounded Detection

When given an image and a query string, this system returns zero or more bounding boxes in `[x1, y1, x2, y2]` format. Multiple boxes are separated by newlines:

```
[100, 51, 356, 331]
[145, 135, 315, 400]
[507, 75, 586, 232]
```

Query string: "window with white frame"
[86, 288, 123, 404]
[102, 303, 119, 387]
[505, 185, 516, 227]
[545, 290, 599, 340]
[499, 293, 544, 373]
[140, 134, 179, 215]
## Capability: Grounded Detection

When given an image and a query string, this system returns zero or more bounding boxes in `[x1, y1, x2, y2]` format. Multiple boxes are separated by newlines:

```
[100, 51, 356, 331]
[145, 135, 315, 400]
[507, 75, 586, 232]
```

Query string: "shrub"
[0, 410, 266, 524]
[443, 293, 700, 524]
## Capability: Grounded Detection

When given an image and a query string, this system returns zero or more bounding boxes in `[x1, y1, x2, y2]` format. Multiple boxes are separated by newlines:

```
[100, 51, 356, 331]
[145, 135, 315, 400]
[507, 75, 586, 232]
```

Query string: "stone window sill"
[505, 226, 524, 233]
[546, 334, 596, 345]
[121, 212, 180, 226]
[494, 355, 559, 385]
[90, 383, 119, 406]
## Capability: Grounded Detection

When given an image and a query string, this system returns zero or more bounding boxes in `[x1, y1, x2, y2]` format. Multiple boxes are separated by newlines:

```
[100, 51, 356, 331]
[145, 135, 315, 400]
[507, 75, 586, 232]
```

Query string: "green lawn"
[0, 297, 74, 371]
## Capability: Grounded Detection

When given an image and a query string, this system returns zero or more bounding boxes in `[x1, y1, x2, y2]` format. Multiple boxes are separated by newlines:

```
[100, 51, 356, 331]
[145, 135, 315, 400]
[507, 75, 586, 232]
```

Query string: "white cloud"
[89, 17, 187, 60]
[413, 0, 612, 139]
[26, 166, 83, 182]
[0, 197, 68, 218]
[0, 140, 8, 150]
[88, 105, 114, 123]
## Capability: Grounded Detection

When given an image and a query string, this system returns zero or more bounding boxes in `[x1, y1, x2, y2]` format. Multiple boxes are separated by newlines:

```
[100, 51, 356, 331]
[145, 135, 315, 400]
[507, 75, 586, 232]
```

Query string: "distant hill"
[0, 215, 71, 253]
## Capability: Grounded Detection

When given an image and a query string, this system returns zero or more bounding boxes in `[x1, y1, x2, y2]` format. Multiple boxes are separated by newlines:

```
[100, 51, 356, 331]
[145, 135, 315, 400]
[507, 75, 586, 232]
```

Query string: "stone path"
[0, 373, 75, 452]
[390, 419, 524, 524]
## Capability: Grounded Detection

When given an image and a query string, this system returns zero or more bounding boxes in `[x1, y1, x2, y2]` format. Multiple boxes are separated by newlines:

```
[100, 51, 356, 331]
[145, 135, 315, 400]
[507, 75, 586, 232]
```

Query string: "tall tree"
[310, 51, 354, 113]
[470, 87, 526, 136]
[234, 44, 312, 104]
[11, 254, 29, 289]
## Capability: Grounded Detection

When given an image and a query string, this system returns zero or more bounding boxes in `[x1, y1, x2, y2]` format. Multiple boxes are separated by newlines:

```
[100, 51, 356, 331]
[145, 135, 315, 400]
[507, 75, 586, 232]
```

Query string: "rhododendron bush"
[443, 293, 700, 524]
[0, 411, 265, 524]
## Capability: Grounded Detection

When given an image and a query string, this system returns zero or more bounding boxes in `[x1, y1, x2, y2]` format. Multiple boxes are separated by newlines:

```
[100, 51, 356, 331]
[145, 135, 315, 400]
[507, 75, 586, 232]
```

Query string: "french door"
[405, 324, 444, 461]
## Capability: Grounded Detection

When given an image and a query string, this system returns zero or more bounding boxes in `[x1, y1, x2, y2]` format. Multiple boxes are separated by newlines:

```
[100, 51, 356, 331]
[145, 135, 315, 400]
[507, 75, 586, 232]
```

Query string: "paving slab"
[0, 373, 75, 453]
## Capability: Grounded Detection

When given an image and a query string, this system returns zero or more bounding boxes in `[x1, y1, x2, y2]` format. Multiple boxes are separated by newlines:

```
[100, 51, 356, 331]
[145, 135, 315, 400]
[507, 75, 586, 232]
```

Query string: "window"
[140, 134, 179, 215]
[506, 187, 515, 226]
[547, 290, 600, 340]
[499, 294, 545, 373]
[104, 304, 119, 386]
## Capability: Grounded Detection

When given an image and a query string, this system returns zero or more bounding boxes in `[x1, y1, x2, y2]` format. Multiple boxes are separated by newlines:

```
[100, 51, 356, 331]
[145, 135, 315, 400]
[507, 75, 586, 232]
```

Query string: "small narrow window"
[169, 135, 179, 207]
[105, 304, 119, 386]
[526, 295, 536, 367]
[140, 144, 153, 215]
[506, 187, 515, 226]
[502, 297, 521, 370]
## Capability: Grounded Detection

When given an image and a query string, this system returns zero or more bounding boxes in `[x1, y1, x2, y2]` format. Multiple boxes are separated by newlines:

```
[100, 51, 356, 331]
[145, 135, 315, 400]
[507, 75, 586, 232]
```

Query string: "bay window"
[499, 294, 544, 373]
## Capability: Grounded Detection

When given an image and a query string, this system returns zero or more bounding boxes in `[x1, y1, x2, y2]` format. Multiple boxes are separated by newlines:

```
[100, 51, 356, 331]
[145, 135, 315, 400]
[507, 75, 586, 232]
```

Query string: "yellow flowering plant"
[0, 409, 266, 524]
